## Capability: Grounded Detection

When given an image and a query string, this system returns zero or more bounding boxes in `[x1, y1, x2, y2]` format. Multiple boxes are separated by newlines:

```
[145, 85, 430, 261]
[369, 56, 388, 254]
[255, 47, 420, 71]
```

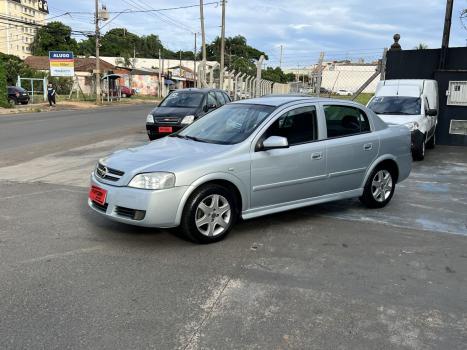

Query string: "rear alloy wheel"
[360, 167, 395, 208]
[122, 93, 127, 98]
[180, 184, 237, 243]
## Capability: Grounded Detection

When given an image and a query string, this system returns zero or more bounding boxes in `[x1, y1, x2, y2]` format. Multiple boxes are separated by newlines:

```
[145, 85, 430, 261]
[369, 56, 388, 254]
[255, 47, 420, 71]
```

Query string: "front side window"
[178, 104, 274, 145]
[263, 106, 318, 145]
[368, 96, 421, 115]
[324, 105, 371, 138]
[159, 92, 204, 108]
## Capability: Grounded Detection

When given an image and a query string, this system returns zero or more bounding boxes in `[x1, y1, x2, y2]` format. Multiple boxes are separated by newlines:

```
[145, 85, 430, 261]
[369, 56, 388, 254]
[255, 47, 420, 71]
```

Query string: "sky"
[48, 0, 467, 68]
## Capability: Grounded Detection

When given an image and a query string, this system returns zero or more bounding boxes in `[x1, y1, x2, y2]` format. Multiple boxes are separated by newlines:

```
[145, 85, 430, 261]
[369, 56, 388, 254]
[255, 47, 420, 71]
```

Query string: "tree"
[31, 21, 78, 56]
[0, 53, 44, 85]
[414, 43, 428, 50]
[206, 35, 267, 75]
[0, 60, 9, 107]
[261, 66, 293, 83]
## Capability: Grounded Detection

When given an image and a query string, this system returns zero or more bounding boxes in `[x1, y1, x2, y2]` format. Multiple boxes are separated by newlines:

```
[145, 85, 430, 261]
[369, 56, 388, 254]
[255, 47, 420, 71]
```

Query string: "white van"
[367, 79, 438, 161]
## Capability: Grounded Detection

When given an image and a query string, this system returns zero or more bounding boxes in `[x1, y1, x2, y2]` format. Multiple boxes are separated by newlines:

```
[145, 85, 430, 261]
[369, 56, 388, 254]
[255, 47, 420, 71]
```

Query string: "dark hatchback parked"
[146, 88, 231, 140]
[7, 86, 30, 105]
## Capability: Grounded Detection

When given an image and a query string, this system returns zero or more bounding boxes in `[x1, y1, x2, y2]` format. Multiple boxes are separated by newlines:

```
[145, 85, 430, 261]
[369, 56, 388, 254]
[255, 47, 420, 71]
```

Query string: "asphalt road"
[0, 106, 466, 349]
[0, 104, 153, 166]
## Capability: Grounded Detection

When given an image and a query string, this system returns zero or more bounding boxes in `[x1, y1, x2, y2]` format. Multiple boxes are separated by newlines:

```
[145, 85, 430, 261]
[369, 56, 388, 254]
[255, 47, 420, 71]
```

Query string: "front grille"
[115, 206, 146, 221]
[96, 163, 125, 182]
[154, 117, 181, 125]
[92, 201, 108, 212]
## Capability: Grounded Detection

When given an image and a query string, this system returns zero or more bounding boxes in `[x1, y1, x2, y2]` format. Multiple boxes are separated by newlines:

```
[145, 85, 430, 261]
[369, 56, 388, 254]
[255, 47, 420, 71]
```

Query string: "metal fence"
[196, 56, 290, 100]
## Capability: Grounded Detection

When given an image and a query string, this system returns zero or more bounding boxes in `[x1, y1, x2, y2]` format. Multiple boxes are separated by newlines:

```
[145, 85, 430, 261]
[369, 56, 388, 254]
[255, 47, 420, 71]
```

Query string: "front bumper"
[146, 123, 184, 140]
[88, 172, 189, 228]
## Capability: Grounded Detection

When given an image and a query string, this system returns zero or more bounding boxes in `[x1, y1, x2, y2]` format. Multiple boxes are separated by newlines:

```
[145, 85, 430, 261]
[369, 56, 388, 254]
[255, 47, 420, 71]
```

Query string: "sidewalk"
[0, 97, 160, 116]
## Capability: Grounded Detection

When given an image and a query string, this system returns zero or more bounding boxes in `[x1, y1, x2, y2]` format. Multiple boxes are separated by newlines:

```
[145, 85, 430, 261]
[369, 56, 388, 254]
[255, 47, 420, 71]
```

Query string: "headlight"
[146, 114, 154, 124]
[405, 122, 419, 131]
[181, 115, 195, 125]
[128, 172, 175, 190]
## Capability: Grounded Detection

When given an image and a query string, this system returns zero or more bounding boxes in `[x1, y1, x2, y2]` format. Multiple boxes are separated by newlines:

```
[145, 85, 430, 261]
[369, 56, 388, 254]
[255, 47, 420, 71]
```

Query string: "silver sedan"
[89, 96, 412, 243]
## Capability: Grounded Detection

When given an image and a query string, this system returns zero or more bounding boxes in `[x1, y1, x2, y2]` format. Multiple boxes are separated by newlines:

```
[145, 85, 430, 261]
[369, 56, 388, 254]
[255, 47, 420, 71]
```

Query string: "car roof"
[232, 95, 358, 107]
[171, 88, 226, 94]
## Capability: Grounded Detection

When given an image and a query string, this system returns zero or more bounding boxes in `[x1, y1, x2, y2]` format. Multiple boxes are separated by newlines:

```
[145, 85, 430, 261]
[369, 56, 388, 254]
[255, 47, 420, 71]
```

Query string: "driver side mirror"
[262, 136, 289, 151]
[426, 109, 437, 117]
[203, 104, 217, 112]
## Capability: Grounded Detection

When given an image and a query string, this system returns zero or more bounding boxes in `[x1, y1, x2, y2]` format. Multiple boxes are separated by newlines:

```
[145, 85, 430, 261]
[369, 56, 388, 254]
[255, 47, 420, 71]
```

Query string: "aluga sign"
[49, 51, 74, 77]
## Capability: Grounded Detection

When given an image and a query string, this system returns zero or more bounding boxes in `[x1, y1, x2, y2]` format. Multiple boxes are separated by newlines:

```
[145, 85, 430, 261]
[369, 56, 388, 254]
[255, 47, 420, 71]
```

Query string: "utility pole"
[279, 45, 283, 69]
[95, 0, 101, 104]
[200, 0, 207, 87]
[440, 0, 454, 69]
[220, 0, 226, 89]
[194, 32, 197, 87]
[158, 49, 162, 98]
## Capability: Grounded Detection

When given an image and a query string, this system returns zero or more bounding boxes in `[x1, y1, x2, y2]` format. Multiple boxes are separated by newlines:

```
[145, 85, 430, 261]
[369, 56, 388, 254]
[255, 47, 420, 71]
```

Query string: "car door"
[321, 103, 379, 193]
[250, 104, 327, 209]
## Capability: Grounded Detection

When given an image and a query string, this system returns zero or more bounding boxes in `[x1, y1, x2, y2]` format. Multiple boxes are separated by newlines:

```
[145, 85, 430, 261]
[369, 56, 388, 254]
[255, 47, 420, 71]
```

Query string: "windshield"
[368, 96, 421, 115]
[159, 92, 204, 108]
[177, 104, 275, 145]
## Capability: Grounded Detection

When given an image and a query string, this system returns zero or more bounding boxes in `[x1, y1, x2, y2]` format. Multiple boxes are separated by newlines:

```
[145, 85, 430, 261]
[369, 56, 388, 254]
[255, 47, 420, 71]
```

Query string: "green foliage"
[31, 21, 78, 56]
[0, 60, 9, 107]
[261, 67, 295, 83]
[206, 35, 267, 75]
[48, 77, 73, 95]
[0, 53, 45, 85]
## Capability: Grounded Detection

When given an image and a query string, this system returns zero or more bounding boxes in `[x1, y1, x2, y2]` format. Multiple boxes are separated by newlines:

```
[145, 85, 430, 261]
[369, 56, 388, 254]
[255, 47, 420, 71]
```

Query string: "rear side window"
[324, 105, 371, 138]
[207, 92, 217, 107]
[264, 106, 318, 146]
[215, 91, 226, 105]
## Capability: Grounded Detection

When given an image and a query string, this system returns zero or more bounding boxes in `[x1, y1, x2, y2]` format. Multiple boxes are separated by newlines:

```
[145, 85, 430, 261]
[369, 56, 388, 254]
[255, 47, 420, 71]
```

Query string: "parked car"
[89, 96, 412, 244]
[7, 86, 30, 105]
[146, 88, 231, 140]
[367, 79, 438, 161]
[335, 89, 353, 96]
[120, 86, 134, 98]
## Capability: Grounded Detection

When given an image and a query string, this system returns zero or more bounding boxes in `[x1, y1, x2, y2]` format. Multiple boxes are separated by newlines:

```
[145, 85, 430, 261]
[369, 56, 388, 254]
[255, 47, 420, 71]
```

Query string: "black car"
[7, 86, 30, 105]
[146, 88, 231, 140]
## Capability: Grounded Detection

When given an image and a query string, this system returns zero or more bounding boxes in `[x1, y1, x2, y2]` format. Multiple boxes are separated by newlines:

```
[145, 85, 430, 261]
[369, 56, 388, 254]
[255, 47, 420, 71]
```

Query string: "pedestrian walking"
[47, 83, 56, 107]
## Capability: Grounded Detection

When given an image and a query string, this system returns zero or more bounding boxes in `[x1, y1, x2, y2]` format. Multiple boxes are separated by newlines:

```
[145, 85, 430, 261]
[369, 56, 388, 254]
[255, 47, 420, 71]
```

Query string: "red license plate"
[89, 186, 107, 205]
[158, 126, 173, 133]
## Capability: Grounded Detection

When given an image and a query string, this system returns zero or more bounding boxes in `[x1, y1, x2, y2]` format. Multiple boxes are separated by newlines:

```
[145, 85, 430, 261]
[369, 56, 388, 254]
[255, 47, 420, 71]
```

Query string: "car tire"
[122, 93, 127, 98]
[426, 133, 435, 149]
[20, 101, 28, 105]
[180, 184, 237, 244]
[360, 165, 396, 209]
[8, 98, 17, 106]
[413, 136, 426, 161]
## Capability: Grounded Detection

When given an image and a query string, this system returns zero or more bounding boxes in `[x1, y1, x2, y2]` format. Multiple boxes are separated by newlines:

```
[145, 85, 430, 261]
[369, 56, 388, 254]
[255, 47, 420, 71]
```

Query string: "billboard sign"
[49, 51, 74, 77]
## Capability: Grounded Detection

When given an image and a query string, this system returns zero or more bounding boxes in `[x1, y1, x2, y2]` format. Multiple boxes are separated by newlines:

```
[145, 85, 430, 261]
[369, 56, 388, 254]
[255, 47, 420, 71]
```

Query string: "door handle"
[363, 143, 373, 151]
[311, 152, 323, 160]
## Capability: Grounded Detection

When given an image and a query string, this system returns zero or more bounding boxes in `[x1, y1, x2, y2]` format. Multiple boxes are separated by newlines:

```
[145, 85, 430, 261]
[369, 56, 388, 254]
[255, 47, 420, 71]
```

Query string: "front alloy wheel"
[195, 194, 231, 237]
[180, 184, 237, 243]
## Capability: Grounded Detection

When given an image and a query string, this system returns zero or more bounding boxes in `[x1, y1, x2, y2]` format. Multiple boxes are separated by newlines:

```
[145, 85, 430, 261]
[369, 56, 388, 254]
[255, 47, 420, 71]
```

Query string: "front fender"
[173, 172, 249, 226]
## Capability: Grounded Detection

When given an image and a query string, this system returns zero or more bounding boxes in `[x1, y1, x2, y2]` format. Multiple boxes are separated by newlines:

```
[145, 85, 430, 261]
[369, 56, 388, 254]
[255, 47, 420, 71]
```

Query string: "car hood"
[377, 114, 422, 125]
[101, 136, 230, 180]
[151, 106, 198, 118]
